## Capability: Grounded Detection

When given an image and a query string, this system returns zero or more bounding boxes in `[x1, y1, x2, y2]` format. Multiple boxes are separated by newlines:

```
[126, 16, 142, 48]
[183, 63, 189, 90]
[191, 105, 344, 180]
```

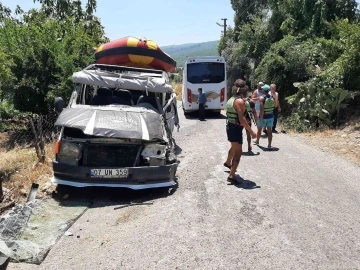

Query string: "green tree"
[0, 0, 108, 114]
[221, 0, 360, 127]
[217, 26, 234, 55]
[230, 0, 268, 41]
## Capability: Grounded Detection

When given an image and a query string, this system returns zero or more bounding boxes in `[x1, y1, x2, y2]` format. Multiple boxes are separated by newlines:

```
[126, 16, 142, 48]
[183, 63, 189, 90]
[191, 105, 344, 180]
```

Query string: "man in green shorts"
[254, 84, 275, 149]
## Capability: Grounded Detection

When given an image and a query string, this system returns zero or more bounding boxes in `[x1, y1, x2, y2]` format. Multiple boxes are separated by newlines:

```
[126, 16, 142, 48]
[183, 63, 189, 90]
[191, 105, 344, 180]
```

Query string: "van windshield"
[186, 62, 225, 84]
[79, 85, 145, 106]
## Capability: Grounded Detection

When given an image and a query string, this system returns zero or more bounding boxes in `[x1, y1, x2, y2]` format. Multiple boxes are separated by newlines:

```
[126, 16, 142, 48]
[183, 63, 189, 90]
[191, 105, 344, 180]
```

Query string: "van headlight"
[57, 141, 83, 165]
[141, 144, 166, 166]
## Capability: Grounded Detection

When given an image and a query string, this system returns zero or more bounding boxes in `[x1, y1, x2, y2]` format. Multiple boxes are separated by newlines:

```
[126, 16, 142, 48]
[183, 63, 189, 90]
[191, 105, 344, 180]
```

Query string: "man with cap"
[252, 82, 264, 118]
[254, 84, 275, 149]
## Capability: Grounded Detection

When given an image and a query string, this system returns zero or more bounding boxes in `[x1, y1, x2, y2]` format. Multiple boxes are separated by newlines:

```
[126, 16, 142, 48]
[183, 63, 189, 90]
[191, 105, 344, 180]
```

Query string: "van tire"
[182, 107, 190, 115]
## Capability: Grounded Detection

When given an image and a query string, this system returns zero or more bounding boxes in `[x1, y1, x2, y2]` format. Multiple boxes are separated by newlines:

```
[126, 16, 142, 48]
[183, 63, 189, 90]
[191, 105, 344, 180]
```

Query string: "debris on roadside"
[20, 189, 27, 197]
[0, 198, 89, 264]
[113, 202, 153, 210]
[26, 183, 39, 203]
[0, 251, 10, 270]
[0, 188, 16, 215]
[40, 181, 53, 193]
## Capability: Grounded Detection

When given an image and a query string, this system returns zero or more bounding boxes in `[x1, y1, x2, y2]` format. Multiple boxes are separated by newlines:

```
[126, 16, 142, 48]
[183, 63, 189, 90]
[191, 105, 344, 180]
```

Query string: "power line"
[216, 1, 257, 37]
[216, 18, 227, 37]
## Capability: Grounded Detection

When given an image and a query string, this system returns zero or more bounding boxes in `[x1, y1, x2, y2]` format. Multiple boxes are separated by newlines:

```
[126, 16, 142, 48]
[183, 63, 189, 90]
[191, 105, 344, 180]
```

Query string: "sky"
[1, 0, 235, 46]
[2, 0, 360, 46]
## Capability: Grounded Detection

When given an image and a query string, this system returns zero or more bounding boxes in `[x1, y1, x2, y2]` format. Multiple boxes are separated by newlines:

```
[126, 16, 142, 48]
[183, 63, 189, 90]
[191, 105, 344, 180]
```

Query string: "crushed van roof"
[72, 70, 174, 94]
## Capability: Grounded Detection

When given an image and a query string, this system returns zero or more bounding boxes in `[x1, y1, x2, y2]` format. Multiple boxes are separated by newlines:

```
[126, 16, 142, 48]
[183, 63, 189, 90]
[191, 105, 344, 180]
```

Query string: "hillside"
[162, 40, 219, 67]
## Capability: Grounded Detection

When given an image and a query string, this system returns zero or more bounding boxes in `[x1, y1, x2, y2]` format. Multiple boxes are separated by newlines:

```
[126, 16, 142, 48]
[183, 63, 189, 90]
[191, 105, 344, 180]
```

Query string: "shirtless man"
[269, 84, 281, 132]
[252, 82, 264, 118]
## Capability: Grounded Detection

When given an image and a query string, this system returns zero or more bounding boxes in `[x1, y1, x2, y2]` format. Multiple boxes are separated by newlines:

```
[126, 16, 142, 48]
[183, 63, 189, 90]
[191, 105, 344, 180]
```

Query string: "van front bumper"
[52, 161, 178, 190]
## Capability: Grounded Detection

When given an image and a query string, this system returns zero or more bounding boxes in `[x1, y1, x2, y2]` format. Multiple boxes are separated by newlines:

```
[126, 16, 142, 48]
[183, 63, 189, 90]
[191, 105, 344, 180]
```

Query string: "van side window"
[75, 85, 83, 105]
[84, 85, 96, 105]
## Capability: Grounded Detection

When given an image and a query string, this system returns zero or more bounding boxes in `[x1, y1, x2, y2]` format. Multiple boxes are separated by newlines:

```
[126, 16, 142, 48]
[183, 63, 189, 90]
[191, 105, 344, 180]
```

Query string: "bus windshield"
[186, 62, 225, 84]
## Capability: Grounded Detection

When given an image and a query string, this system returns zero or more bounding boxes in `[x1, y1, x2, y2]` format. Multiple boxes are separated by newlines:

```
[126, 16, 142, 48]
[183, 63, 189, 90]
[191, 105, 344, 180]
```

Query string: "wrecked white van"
[52, 64, 180, 189]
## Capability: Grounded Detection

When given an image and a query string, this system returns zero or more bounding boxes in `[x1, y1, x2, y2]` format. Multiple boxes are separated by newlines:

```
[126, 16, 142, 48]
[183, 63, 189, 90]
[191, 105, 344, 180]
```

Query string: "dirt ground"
[287, 121, 360, 166]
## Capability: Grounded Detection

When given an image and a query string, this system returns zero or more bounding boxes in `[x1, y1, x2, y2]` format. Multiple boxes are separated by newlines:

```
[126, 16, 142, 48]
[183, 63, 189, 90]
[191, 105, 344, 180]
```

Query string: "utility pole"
[216, 18, 227, 37]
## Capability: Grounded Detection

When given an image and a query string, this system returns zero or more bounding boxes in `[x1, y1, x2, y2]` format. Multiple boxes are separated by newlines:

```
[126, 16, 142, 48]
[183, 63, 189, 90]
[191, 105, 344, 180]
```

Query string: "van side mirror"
[54, 97, 64, 114]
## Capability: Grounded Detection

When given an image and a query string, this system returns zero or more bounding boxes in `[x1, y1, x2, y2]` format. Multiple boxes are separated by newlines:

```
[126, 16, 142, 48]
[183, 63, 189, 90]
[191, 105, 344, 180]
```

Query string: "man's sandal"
[227, 177, 237, 184]
[223, 163, 231, 169]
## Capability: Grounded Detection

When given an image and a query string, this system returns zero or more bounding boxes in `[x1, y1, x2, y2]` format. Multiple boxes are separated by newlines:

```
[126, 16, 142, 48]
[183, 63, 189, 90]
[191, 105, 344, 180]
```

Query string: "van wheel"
[55, 184, 71, 197]
[183, 108, 189, 115]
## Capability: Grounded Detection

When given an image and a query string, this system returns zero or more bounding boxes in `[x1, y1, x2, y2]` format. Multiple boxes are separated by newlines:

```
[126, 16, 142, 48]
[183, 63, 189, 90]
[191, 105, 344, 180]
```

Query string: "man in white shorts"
[252, 82, 264, 118]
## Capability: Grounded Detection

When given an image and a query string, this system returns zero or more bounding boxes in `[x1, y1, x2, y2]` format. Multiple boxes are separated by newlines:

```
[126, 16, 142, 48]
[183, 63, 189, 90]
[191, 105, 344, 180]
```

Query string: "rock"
[341, 134, 347, 138]
[41, 182, 53, 192]
[19, 189, 27, 196]
[65, 231, 73, 236]
[59, 224, 68, 230]
[28, 224, 39, 230]
[77, 235, 80, 238]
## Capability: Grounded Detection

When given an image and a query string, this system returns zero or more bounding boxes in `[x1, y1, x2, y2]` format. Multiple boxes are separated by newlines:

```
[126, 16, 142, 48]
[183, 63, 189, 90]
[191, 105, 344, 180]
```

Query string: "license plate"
[90, 169, 128, 178]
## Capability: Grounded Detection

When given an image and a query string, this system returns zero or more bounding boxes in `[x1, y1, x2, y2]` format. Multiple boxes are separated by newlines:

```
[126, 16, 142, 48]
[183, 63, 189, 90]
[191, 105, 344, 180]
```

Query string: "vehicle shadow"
[184, 111, 226, 120]
[52, 180, 179, 209]
[228, 176, 261, 190]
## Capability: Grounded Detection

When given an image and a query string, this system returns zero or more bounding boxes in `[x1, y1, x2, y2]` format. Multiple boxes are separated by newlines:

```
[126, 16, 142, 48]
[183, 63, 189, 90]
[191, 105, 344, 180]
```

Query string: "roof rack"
[84, 64, 169, 82]
[84, 64, 164, 75]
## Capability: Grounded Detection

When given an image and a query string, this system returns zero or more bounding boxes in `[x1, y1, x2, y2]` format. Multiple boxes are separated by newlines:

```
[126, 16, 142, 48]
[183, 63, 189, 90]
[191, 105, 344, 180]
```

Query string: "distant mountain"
[162, 40, 219, 67]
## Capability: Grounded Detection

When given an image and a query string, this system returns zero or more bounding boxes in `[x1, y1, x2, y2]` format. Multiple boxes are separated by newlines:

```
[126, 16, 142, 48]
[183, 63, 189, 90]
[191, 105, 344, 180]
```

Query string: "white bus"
[181, 56, 227, 114]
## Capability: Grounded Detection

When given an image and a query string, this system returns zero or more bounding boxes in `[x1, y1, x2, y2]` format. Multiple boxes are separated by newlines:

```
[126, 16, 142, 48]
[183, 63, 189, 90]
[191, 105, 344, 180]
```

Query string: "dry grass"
[173, 83, 182, 100]
[290, 120, 360, 165]
[0, 143, 55, 204]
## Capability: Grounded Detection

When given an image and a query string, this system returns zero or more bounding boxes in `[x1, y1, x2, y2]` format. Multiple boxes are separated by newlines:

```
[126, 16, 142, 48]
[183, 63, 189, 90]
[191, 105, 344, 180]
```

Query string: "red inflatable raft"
[95, 37, 176, 73]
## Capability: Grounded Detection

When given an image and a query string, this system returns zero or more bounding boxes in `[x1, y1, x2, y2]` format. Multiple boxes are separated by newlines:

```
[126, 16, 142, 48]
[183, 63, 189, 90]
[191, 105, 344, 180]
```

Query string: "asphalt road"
[9, 109, 360, 270]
